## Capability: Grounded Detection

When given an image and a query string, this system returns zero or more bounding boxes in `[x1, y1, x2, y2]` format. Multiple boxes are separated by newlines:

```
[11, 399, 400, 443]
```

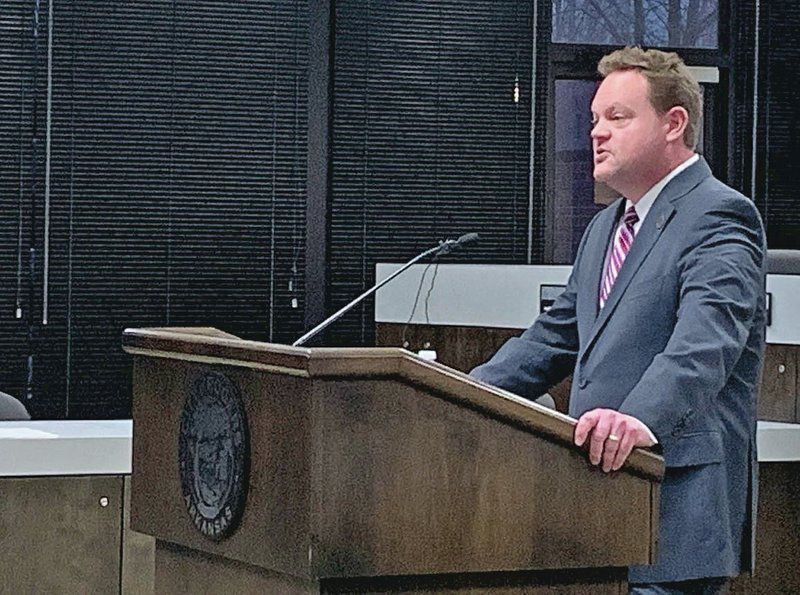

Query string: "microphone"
[436, 232, 479, 255]
[292, 232, 480, 347]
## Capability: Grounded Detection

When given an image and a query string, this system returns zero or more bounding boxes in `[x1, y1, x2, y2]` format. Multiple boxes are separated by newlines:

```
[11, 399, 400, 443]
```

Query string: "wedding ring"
[607, 434, 620, 442]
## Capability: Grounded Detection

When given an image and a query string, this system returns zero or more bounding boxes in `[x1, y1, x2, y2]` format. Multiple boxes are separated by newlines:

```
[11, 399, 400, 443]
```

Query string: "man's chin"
[593, 167, 612, 184]
[593, 170, 623, 196]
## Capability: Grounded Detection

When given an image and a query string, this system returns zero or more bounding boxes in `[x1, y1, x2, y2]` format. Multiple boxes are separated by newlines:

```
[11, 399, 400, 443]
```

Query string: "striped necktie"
[599, 205, 639, 308]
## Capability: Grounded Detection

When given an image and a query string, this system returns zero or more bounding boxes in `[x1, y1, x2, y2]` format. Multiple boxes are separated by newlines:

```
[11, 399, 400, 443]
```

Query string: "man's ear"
[664, 106, 690, 143]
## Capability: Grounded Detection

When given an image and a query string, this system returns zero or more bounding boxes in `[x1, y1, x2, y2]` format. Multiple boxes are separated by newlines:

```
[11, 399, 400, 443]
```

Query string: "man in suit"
[471, 47, 766, 594]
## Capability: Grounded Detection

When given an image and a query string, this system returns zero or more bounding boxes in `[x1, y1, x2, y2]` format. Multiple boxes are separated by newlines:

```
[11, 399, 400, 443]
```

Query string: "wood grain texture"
[127, 327, 663, 592]
[311, 377, 657, 578]
[121, 476, 155, 595]
[155, 541, 317, 595]
[378, 324, 800, 427]
[378, 324, 800, 425]
[130, 358, 314, 577]
[381, 323, 800, 592]
[0, 475, 123, 594]
[375, 323, 522, 375]
[376, 323, 573, 412]
[125, 328, 662, 478]
[758, 344, 798, 422]
[730, 462, 800, 594]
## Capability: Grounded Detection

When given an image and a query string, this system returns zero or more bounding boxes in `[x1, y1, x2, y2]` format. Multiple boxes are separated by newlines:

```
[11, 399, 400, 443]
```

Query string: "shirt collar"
[626, 153, 699, 223]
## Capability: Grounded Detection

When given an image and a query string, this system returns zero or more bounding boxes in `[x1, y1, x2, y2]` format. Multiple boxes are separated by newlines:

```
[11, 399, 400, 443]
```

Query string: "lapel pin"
[655, 214, 667, 230]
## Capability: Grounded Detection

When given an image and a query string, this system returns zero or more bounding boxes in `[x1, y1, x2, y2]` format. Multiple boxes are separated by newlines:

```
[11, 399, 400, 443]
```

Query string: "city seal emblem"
[179, 371, 249, 541]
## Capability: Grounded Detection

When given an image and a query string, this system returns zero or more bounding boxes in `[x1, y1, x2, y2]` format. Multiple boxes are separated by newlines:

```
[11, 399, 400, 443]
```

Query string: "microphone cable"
[401, 257, 438, 348]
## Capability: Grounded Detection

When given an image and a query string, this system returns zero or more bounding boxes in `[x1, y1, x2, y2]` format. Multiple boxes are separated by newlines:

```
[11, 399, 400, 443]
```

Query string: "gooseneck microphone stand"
[292, 233, 479, 347]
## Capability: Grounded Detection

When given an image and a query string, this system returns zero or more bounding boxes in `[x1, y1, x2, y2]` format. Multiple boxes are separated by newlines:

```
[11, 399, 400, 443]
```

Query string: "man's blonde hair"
[598, 47, 702, 149]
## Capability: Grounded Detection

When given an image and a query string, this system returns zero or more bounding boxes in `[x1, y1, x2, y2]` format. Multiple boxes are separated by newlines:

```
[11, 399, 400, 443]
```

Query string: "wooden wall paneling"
[730, 462, 800, 594]
[758, 344, 798, 422]
[121, 475, 155, 595]
[376, 323, 572, 413]
[376, 323, 521, 373]
[0, 475, 123, 593]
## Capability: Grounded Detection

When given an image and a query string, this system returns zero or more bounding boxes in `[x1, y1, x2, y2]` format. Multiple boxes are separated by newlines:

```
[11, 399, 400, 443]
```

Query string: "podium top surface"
[123, 327, 664, 481]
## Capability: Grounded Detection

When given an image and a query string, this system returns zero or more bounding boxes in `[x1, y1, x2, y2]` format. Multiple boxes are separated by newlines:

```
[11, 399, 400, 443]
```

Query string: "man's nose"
[590, 121, 608, 140]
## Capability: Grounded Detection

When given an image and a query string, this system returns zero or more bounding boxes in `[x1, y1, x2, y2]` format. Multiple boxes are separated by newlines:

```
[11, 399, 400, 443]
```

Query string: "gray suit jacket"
[471, 158, 766, 583]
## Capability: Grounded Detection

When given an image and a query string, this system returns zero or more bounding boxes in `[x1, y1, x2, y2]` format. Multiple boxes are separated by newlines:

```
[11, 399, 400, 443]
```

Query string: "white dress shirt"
[623, 153, 699, 234]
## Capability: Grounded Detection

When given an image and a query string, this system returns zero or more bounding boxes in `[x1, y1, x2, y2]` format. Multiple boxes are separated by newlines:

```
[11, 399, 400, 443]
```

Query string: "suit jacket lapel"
[581, 157, 713, 359]
[589, 199, 676, 335]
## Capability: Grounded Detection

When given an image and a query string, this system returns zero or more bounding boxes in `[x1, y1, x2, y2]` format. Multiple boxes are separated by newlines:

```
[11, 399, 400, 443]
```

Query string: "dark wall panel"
[759, 3, 800, 249]
[40, 1, 174, 418]
[0, 2, 37, 406]
[332, 0, 533, 346]
[2, 0, 308, 419]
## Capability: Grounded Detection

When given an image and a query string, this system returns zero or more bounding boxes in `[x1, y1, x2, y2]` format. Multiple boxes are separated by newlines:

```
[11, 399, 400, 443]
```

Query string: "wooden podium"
[122, 327, 664, 594]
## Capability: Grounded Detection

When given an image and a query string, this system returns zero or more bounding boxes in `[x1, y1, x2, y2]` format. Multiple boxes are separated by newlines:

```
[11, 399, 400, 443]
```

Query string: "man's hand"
[574, 408, 656, 472]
